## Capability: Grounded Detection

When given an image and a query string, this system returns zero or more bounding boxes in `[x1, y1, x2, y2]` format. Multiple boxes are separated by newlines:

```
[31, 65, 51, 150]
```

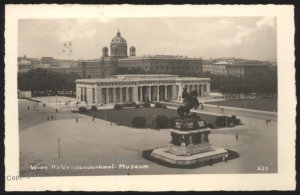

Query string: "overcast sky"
[18, 17, 276, 61]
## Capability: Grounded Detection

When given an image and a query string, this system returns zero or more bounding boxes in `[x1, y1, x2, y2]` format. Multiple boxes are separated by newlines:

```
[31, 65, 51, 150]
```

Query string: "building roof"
[111, 30, 127, 45]
[76, 74, 210, 83]
[213, 61, 231, 65]
[118, 55, 202, 61]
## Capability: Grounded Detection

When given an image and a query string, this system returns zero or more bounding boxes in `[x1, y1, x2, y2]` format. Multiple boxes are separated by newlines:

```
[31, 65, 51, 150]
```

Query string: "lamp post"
[104, 103, 107, 121]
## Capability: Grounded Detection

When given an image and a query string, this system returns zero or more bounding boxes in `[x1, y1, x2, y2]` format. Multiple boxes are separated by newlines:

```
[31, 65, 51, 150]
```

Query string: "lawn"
[206, 98, 277, 112]
[82, 107, 219, 129]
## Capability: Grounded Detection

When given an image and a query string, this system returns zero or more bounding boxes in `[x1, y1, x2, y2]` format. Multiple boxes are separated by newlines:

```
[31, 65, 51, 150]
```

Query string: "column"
[106, 88, 109, 104]
[201, 84, 204, 97]
[113, 88, 116, 103]
[164, 85, 168, 100]
[178, 85, 183, 101]
[207, 83, 210, 96]
[126, 87, 129, 102]
[97, 88, 102, 104]
[148, 86, 152, 102]
[133, 86, 138, 102]
[139, 86, 143, 102]
[157, 86, 160, 101]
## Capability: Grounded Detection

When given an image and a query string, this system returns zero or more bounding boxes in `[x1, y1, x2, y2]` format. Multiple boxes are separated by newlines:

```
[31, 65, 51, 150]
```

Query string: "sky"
[18, 17, 277, 61]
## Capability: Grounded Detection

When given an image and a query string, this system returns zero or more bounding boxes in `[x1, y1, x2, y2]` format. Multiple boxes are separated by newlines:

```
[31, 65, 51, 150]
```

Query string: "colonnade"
[77, 83, 210, 105]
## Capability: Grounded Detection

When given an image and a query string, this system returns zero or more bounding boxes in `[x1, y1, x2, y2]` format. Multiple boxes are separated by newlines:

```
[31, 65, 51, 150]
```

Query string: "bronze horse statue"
[177, 88, 200, 119]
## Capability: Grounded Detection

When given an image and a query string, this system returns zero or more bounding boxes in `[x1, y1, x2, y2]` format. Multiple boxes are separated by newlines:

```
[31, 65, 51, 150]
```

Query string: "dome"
[110, 29, 128, 57]
[111, 30, 127, 45]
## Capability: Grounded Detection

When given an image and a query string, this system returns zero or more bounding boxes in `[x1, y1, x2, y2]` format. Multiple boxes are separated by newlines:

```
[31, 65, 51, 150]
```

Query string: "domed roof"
[111, 30, 127, 45]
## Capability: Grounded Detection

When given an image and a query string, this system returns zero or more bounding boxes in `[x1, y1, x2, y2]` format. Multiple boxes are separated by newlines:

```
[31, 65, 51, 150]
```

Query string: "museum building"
[78, 30, 203, 78]
[76, 74, 210, 105]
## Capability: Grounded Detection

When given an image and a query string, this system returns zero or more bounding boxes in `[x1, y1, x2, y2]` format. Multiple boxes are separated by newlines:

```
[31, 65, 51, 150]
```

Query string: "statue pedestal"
[151, 118, 228, 167]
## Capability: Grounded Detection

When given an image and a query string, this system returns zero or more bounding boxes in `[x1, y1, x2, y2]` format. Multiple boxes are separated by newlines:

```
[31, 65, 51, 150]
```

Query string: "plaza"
[19, 97, 277, 176]
[76, 74, 210, 104]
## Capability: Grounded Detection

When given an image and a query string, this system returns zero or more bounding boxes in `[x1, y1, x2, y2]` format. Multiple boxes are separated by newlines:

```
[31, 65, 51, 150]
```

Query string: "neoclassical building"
[77, 30, 203, 79]
[76, 74, 210, 105]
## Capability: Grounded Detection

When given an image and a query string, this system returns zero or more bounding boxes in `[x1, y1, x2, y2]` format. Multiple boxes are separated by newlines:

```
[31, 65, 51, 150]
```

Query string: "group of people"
[266, 119, 272, 125]
[47, 115, 55, 121]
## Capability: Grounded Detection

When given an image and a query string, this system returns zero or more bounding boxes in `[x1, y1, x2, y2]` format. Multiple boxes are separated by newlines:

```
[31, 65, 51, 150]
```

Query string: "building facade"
[76, 74, 210, 105]
[78, 30, 203, 78]
[226, 64, 270, 78]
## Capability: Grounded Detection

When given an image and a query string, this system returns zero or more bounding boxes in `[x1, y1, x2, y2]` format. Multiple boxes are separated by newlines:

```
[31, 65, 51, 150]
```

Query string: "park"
[18, 95, 277, 176]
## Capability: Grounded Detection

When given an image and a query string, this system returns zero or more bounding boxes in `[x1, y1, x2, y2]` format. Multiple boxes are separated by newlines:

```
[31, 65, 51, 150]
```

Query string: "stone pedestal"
[151, 118, 228, 167]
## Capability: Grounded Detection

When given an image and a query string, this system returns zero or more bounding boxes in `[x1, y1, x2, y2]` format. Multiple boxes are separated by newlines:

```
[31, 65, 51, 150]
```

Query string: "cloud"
[220, 17, 276, 47]
[256, 17, 276, 29]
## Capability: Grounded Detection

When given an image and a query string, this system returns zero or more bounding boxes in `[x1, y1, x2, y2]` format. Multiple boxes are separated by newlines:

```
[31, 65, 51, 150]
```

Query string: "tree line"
[18, 69, 80, 95]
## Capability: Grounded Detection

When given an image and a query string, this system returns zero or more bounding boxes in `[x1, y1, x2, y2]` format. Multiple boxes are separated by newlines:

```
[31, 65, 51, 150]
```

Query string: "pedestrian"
[111, 121, 113, 126]
[201, 104, 204, 110]
[236, 133, 239, 140]
[268, 119, 271, 124]
[47, 116, 49, 121]
[221, 107, 224, 112]
[27, 106, 30, 110]
[51, 115, 53, 120]
[225, 156, 228, 163]
[93, 114, 95, 121]
[266, 119, 268, 125]
[34, 105, 35, 110]
[76, 117, 78, 123]
[56, 109, 58, 113]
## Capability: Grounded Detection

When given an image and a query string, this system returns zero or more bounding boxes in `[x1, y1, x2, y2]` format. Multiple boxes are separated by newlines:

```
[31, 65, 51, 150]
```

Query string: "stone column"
[97, 88, 102, 104]
[133, 86, 138, 102]
[148, 86, 152, 102]
[113, 88, 116, 103]
[164, 85, 168, 100]
[139, 86, 143, 102]
[201, 84, 204, 97]
[197, 85, 200, 97]
[106, 88, 109, 104]
[125, 87, 129, 102]
[94, 87, 98, 104]
[207, 83, 210, 96]
[178, 85, 183, 101]
[157, 86, 160, 101]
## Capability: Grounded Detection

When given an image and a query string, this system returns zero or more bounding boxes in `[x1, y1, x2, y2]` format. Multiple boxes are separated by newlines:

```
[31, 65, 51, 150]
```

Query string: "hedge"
[114, 104, 122, 110]
[153, 115, 169, 128]
[79, 107, 87, 112]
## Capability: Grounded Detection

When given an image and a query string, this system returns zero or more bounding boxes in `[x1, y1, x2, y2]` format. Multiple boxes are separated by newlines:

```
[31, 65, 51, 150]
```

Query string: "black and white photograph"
[5, 4, 295, 191]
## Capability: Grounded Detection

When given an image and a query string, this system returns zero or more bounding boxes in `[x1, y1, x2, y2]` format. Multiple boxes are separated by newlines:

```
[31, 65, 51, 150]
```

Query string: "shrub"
[215, 116, 230, 127]
[122, 101, 136, 107]
[91, 105, 97, 111]
[153, 115, 169, 129]
[143, 102, 151, 108]
[169, 116, 179, 128]
[79, 107, 87, 112]
[132, 116, 146, 128]
[154, 102, 167, 109]
[135, 104, 140, 108]
[114, 104, 122, 110]
[232, 118, 241, 125]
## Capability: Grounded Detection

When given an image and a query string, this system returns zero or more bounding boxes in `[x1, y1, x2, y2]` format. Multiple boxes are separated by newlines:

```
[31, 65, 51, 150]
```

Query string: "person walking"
[27, 106, 30, 110]
[236, 133, 239, 140]
[76, 117, 78, 123]
[266, 119, 268, 125]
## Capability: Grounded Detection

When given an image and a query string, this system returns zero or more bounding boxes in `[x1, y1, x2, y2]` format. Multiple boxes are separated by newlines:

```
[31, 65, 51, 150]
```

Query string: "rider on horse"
[177, 88, 200, 119]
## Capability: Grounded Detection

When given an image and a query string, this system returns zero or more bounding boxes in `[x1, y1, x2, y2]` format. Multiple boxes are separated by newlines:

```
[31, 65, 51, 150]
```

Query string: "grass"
[206, 98, 277, 112]
[82, 107, 219, 129]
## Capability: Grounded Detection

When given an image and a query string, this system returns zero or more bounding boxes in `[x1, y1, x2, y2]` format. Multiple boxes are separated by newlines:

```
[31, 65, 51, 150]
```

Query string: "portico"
[76, 74, 210, 105]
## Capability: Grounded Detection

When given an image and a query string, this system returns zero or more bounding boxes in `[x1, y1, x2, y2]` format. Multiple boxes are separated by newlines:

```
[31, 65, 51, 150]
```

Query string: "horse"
[177, 90, 200, 119]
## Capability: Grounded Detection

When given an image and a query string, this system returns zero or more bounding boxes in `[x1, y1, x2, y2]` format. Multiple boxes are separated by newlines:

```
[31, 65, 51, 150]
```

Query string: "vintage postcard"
[5, 4, 296, 191]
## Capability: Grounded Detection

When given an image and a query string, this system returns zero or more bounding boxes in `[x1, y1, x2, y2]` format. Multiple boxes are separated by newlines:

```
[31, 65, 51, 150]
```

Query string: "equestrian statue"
[177, 88, 200, 119]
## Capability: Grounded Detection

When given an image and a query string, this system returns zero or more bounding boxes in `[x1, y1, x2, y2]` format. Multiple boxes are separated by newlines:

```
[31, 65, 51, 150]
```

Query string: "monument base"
[151, 146, 228, 166]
